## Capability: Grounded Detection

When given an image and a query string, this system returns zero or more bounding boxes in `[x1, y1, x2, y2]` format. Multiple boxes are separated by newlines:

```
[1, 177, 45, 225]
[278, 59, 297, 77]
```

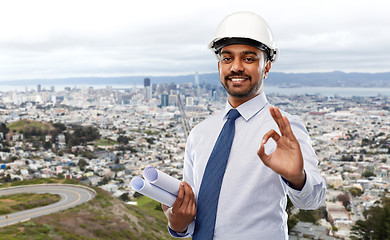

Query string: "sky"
[0, 0, 389, 82]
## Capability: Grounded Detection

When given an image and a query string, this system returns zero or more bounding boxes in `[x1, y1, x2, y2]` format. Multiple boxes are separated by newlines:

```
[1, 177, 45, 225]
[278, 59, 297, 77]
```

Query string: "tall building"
[37, 84, 42, 93]
[186, 96, 194, 106]
[168, 94, 177, 106]
[144, 78, 151, 87]
[161, 94, 169, 107]
[144, 78, 152, 101]
[195, 71, 201, 97]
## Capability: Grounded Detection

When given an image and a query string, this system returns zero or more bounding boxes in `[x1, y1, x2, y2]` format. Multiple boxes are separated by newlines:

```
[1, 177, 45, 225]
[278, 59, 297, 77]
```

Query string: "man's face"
[218, 44, 270, 104]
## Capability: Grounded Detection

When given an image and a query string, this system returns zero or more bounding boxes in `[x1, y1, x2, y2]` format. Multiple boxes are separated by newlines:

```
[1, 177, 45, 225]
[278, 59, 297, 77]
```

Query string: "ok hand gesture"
[257, 106, 306, 190]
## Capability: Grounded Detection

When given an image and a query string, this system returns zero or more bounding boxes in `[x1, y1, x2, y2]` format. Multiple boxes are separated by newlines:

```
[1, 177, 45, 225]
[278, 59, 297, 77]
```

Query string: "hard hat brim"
[211, 37, 271, 60]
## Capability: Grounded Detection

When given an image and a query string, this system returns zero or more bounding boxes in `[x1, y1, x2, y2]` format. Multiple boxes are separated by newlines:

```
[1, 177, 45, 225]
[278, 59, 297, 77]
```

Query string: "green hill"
[7, 119, 56, 139]
[0, 179, 176, 240]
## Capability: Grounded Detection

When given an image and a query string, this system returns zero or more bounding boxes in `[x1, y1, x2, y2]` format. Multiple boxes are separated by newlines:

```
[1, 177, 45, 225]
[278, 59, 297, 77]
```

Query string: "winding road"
[0, 184, 96, 227]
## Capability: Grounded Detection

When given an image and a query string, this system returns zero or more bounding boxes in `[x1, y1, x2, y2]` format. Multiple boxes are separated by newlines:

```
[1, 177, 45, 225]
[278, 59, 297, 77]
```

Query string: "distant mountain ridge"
[3, 71, 390, 87]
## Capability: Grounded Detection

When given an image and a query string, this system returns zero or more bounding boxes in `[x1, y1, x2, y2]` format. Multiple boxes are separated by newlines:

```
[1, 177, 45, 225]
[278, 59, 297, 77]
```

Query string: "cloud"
[0, 0, 389, 81]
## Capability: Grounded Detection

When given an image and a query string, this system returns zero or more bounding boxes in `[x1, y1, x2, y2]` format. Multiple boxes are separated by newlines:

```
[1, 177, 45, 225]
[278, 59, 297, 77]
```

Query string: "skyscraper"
[144, 78, 151, 87]
[195, 71, 201, 97]
[161, 94, 169, 107]
[144, 78, 152, 101]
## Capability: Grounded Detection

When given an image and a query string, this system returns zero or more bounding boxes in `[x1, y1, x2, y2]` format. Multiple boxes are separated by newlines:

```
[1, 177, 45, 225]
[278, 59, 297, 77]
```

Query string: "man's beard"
[222, 73, 263, 98]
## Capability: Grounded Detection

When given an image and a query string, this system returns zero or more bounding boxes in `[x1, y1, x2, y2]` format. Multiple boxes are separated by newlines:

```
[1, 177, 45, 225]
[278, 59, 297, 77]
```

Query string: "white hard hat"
[209, 11, 279, 62]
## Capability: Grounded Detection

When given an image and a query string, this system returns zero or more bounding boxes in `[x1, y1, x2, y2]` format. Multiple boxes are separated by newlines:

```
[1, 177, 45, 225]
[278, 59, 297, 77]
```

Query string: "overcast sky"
[0, 0, 389, 82]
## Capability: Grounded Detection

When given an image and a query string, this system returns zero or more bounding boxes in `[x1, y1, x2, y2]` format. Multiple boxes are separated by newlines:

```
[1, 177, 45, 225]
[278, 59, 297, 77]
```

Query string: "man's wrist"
[282, 171, 306, 190]
[168, 223, 188, 234]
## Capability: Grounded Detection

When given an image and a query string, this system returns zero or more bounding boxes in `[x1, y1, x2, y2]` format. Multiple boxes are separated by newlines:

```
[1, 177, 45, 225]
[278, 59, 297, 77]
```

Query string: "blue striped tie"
[193, 108, 241, 240]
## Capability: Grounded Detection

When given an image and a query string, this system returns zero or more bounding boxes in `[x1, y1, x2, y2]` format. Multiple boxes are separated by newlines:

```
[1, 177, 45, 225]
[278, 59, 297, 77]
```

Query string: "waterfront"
[265, 86, 390, 97]
[1, 83, 390, 97]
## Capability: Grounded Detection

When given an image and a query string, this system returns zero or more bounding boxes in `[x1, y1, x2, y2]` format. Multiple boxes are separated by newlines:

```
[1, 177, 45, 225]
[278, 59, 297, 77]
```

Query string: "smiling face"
[218, 44, 271, 108]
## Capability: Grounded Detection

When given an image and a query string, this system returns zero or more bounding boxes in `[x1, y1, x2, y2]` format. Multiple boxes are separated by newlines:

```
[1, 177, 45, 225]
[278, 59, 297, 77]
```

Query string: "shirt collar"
[224, 92, 269, 122]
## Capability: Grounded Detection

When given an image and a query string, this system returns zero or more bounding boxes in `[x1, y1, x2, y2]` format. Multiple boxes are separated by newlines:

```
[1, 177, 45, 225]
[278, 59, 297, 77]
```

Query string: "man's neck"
[227, 92, 261, 108]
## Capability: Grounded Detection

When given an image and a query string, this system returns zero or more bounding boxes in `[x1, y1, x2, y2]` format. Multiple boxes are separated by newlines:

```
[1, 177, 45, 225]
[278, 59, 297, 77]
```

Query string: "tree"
[98, 177, 109, 186]
[1, 174, 12, 183]
[78, 159, 89, 170]
[80, 151, 94, 160]
[362, 170, 376, 178]
[337, 193, 351, 208]
[0, 123, 9, 135]
[44, 141, 52, 150]
[117, 135, 129, 145]
[349, 187, 364, 197]
[295, 208, 323, 224]
[53, 122, 67, 132]
[66, 126, 100, 148]
[351, 197, 390, 240]
[133, 192, 143, 198]
[119, 193, 130, 202]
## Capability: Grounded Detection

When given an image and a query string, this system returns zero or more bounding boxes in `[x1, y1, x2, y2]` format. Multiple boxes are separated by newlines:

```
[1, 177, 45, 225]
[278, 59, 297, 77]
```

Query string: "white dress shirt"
[170, 92, 326, 239]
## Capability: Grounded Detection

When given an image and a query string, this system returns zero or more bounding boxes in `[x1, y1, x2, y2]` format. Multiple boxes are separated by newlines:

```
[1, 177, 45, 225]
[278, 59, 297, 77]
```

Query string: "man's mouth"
[226, 75, 251, 84]
[230, 77, 248, 82]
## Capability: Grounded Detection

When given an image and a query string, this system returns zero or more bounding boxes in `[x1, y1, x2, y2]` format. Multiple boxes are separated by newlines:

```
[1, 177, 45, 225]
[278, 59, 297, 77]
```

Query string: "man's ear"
[264, 61, 271, 79]
[218, 61, 220, 72]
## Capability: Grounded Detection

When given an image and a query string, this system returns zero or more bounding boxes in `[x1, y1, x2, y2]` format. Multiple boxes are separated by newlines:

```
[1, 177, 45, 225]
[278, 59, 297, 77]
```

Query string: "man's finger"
[269, 106, 278, 124]
[171, 182, 185, 214]
[258, 142, 271, 165]
[282, 116, 296, 140]
[186, 194, 195, 216]
[263, 129, 281, 143]
[274, 106, 290, 134]
[270, 106, 285, 132]
[181, 182, 192, 210]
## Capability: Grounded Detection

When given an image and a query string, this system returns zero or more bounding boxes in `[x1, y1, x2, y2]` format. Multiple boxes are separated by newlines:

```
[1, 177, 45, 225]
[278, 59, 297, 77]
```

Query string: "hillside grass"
[94, 138, 117, 146]
[7, 119, 55, 134]
[0, 193, 61, 215]
[0, 178, 78, 189]
[0, 180, 177, 240]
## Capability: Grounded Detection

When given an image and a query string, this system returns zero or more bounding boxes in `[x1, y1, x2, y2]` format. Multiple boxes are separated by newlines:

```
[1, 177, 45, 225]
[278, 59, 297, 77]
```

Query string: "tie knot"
[227, 109, 240, 121]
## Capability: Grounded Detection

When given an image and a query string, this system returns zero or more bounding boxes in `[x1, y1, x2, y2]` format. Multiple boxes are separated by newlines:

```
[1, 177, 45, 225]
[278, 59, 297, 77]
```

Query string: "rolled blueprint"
[143, 166, 181, 197]
[130, 176, 177, 207]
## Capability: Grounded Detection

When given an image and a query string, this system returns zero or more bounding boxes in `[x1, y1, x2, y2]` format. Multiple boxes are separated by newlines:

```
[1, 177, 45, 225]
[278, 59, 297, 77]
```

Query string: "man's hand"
[162, 181, 196, 233]
[257, 106, 306, 190]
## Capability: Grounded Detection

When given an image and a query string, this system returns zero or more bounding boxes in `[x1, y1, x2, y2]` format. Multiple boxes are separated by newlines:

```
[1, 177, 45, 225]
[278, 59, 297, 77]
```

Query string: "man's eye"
[222, 57, 232, 62]
[244, 57, 255, 62]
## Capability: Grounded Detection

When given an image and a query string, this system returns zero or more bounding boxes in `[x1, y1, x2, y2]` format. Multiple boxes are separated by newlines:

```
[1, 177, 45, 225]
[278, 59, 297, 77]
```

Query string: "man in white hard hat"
[162, 11, 326, 239]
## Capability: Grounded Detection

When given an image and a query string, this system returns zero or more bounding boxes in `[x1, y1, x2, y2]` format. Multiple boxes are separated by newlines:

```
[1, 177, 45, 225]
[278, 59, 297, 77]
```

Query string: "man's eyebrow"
[220, 50, 232, 55]
[220, 50, 259, 55]
[243, 51, 258, 55]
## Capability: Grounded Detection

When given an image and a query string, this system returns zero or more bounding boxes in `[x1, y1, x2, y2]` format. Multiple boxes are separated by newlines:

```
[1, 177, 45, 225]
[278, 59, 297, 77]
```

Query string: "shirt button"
[301, 193, 306, 197]
[307, 201, 311, 206]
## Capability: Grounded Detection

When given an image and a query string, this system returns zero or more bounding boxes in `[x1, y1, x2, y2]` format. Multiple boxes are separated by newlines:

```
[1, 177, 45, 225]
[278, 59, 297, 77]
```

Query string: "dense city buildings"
[0, 80, 389, 239]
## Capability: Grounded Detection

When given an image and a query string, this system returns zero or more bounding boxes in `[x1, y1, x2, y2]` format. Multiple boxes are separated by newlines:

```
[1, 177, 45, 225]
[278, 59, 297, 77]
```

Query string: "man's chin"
[227, 90, 252, 99]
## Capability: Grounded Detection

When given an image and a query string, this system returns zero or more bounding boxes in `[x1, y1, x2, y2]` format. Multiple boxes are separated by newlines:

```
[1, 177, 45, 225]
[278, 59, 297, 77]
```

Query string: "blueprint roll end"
[130, 176, 145, 191]
[143, 166, 158, 183]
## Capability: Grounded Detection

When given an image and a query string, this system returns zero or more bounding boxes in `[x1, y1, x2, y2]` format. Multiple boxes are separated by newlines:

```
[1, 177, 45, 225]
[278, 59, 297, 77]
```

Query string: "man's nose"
[230, 59, 244, 73]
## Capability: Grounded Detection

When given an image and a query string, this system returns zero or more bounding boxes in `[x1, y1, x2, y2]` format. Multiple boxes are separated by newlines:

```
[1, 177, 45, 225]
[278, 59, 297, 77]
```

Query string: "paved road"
[0, 184, 96, 227]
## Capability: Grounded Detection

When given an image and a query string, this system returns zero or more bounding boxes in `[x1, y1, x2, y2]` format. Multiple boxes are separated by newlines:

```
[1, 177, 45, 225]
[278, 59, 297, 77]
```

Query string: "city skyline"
[1, 0, 390, 82]
[0, 81, 388, 238]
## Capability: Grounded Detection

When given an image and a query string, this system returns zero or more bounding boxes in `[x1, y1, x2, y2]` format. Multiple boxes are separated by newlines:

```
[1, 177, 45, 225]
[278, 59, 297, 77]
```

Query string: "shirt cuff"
[168, 226, 188, 238]
[281, 170, 314, 198]
[168, 222, 195, 238]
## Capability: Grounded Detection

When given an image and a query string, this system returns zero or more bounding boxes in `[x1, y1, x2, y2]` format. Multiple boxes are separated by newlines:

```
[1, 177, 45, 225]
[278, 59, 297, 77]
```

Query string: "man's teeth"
[231, 78, 246, 82]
